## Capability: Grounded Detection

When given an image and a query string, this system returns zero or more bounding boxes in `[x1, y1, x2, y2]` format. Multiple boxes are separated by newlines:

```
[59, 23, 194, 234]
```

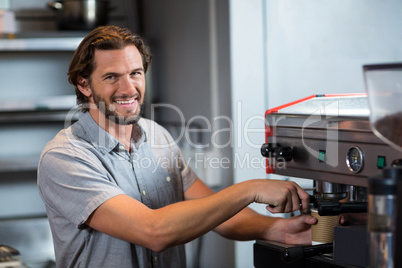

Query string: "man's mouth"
[115, 99, 136, 105]
[113, 95, 140, 108]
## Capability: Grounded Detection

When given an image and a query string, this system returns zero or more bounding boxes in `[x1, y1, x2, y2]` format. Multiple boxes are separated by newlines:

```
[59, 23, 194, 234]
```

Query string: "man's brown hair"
[68, 25, 152, 112]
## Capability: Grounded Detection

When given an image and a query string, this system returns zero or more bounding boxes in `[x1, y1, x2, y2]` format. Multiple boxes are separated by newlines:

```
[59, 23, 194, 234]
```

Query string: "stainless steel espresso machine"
[254, 63, 402, 267]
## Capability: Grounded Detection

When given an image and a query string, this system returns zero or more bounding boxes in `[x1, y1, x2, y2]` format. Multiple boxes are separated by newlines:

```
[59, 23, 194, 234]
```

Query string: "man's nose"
[120, 76, 137, 94]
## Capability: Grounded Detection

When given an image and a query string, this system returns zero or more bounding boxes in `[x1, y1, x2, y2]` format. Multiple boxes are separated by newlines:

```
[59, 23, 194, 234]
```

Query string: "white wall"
[229, 1, 269, 267]
[229, 0, 402, 267]
[265, 0, 402, 108]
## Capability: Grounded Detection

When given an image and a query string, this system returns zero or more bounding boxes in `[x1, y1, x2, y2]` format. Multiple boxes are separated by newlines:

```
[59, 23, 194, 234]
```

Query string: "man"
[38, 25, 316, 267]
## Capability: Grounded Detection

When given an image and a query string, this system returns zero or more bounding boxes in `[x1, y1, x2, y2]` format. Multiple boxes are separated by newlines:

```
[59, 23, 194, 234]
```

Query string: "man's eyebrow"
[101, 67, 145, 78]
[132, 67, 145, 72]
[101, 72, 120, 78]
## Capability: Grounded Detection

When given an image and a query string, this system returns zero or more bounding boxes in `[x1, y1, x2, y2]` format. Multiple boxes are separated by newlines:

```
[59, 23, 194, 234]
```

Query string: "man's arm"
[86, 178, 311, 252]
[184, 178, 317, 244]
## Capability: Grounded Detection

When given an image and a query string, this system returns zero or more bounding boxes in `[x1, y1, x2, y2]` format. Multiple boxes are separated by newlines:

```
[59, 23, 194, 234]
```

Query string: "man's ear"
[77, 76, 92, 98]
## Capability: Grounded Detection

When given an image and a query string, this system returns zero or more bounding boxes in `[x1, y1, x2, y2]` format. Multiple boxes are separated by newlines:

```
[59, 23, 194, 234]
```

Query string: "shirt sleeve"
[37, 147, 125, 227]
[176, 146, 198, 191]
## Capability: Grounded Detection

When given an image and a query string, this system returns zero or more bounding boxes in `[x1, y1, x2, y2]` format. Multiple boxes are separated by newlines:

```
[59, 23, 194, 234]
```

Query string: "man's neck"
[89, 109, 133, 151]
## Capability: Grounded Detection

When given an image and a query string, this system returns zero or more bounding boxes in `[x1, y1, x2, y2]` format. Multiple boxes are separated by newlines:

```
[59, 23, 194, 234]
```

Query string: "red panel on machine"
[264, 93, 367, 174]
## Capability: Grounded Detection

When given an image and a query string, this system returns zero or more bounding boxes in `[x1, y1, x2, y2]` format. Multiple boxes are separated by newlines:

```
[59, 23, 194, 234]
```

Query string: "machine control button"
[260, 143, 293, 162]
[276, 146, 293, 162]
[346, 146, 364, 173]
[391, 159, 402, 167]
[260, 143, 277, 157]
[377, 156, 386, 169]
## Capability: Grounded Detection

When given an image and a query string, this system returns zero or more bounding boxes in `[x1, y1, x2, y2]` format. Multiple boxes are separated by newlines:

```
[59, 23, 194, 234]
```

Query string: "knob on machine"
[261, 143, 293, 162]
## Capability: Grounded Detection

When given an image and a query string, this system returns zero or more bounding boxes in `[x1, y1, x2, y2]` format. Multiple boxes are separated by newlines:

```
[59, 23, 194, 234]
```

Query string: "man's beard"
[92, 91, 144, 125]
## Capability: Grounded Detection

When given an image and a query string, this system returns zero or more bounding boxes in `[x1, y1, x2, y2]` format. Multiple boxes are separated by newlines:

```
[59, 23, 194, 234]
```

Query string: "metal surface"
[265, 95, 402, 186]
[48, 0, 110, 30]
[316, 181, 348, 200]
[369, 232, 393, 268]
[275, 95, 369, 117]
[317, 181, 348, 195]
[259, 94, 402, 267]
[254, 240, 355, 268]
[367, 172, 399, 268]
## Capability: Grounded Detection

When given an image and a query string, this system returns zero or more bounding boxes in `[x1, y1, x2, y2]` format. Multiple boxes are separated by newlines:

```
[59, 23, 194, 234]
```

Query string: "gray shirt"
[38, 112, 197, 268]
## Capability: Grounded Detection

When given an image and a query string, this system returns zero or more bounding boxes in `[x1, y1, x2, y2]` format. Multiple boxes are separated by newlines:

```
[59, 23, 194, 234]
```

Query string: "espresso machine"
[254, 63, 402, 267]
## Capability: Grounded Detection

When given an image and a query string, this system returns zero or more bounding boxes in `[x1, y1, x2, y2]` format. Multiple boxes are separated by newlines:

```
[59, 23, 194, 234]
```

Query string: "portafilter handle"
[317, 201, 367, 216]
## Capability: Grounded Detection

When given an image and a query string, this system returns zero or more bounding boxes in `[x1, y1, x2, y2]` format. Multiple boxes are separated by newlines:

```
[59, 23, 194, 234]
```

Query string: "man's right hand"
[248, 179, 310, 214]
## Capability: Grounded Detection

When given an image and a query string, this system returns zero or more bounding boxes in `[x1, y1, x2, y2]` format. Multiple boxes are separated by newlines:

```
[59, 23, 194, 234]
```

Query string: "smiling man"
[76, 45, 146, 150]
[80, 46, 144, 123]
[37, 26, 316, 268]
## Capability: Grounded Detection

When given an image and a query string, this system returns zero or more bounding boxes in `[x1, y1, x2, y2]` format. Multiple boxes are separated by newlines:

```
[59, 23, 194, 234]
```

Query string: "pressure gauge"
[346, 146, 364, 173]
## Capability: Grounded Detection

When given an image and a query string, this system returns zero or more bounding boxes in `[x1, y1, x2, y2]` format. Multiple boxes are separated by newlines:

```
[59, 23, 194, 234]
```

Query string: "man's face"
[82, 45, 146, 125]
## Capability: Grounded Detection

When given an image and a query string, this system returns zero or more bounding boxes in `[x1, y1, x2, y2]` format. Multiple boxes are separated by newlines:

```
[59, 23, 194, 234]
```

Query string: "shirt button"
[166, 176, 171, 182]
[142, 190, 146, 196]
[154, 256, 158, 262]
[119, 145, 125, 150]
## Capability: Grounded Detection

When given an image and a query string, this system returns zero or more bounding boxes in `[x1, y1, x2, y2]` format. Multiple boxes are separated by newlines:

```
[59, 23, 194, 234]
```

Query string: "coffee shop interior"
[0, 0, 401, 267]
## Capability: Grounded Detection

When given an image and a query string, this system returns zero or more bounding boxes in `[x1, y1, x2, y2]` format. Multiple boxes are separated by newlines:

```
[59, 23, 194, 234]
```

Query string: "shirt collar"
[75, 112, 147, 153]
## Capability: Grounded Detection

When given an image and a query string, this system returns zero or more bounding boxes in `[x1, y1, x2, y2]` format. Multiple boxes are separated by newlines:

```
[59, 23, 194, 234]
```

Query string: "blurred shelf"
[0, 109, 79, 124]
[0, 95, 79, 124]
[0, 95, 76, 111]
[0, 32, 87, 51]
[0, 95, 77, 112]
[0, 155, 39, 173]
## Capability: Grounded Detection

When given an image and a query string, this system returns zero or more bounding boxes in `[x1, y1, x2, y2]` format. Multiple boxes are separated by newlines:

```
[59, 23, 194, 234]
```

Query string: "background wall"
[142, 1, 234, 267]
[265, 0, 402, 109]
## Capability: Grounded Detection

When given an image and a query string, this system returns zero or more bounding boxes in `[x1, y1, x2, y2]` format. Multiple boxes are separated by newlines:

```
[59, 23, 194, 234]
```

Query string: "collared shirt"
[37, 112, 197, 268]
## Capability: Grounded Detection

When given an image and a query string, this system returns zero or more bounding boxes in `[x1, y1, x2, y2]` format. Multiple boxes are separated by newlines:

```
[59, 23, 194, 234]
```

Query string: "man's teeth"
[115, 99, 135, 104]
